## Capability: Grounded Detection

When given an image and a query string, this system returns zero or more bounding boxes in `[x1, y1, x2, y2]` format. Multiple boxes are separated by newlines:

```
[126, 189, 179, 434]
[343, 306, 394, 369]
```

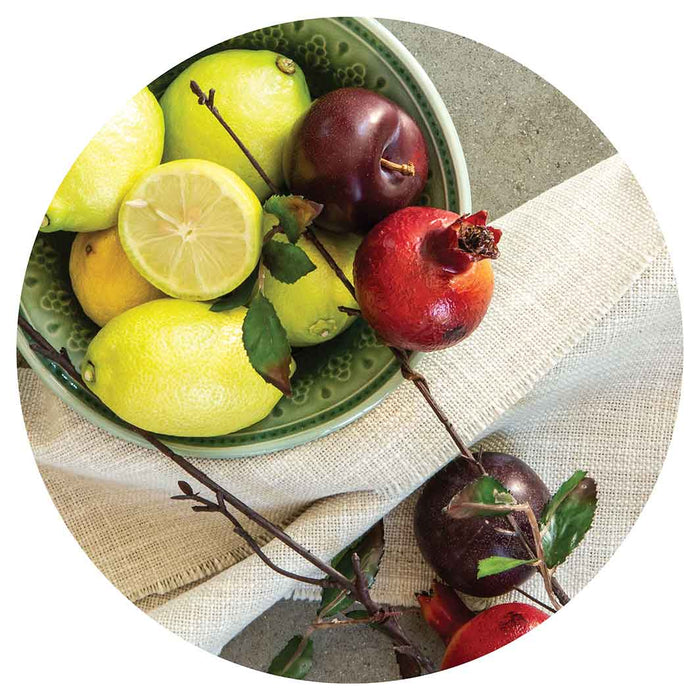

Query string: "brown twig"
[19, 314, 353, 589]
[351, 553, 436, 674]
[514, 587, 557, 614]
[189, 81, 280, 196]
[173, 487, 342, 589]
[310, 610, 403, 630]
[18, 314, 434, 675]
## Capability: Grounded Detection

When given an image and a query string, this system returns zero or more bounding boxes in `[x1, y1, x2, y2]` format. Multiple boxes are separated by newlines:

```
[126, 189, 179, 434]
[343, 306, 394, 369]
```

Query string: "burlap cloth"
[19, 154, 682, 653]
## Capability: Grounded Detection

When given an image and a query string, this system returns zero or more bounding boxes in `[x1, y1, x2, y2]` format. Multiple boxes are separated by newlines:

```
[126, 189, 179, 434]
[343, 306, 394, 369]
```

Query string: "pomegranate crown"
[431, 210, 502, 274]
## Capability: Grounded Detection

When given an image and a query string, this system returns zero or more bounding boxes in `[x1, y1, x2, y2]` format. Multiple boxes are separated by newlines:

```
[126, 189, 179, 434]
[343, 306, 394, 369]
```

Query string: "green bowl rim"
[18, 17, 471, 458]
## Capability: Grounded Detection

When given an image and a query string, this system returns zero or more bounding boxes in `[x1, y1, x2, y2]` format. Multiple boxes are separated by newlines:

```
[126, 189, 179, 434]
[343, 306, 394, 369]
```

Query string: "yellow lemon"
[81, 299, 286, 437]
[118, 159, 263, 301]
[69, 226, 166, 327]
[41, 87, 164, 233]
[160, 50, 311, 200]
[262, 229, 361, 346]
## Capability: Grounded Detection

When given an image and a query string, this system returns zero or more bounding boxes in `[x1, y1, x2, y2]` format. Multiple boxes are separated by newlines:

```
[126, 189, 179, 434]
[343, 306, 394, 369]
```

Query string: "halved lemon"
[118, 159, 263, 300]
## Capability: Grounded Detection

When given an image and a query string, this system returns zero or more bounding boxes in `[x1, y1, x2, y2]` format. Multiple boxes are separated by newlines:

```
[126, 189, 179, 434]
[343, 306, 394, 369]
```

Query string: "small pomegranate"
[417, 581, 549, 669]
[416, 579, 475, 644]
[354, 208, 501, 351]
[441, 602, 549, 669]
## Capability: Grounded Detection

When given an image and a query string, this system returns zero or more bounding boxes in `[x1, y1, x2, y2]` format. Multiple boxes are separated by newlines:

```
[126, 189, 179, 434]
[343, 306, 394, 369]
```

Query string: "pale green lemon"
[81, 299, 286, 437]
[262, 229, 362, 347]
[160, 50, 311, 200]
[118, 159, 263, 301]
[41, 88, 164, 233]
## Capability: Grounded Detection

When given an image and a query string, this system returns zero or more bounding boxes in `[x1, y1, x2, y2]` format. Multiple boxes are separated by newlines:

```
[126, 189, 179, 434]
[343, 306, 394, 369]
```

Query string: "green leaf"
[268, 635, 313, 679]
[542, 476, 597, 568]
[541, 470, 588, 526]
[262, 239, 316, 284]
[317, 521, 385, 619]
[445, 475, 517, 519]
[242, 293, 292, 396]
[209, 266, 259, 312]
[263, 195, 323, 243]
[477, 556, 538, 579]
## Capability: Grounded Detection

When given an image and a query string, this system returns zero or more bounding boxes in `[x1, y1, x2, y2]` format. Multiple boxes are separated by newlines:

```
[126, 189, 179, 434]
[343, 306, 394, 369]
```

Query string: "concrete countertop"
[220, 17, 615, 683]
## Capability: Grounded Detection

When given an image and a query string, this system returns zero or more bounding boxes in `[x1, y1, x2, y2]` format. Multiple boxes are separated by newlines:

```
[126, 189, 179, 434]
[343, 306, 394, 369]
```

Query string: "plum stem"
[380, 157, 416, 176]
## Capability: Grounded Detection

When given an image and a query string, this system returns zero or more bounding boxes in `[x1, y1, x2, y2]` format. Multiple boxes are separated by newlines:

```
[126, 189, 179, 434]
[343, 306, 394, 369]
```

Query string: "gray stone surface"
[219, 18, 615, 683]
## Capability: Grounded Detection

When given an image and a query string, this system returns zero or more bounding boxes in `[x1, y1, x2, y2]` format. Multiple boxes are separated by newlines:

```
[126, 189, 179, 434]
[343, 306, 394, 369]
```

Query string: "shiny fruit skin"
[354, 207, 494, 351]
[262, 229, 361, 346]
[283, 87, 428, 232]
[416, 580, 475, 644]
[161, 50, 311, 200]
[441, 602, 549, 669]
[69, 227, 166, 327]
[81, 299, 286, 437]
[41, 88, 164, 233]
[414, 453, 550, 597]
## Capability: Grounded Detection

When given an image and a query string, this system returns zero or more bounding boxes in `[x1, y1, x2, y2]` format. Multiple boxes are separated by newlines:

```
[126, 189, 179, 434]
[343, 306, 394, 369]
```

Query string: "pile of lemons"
[40, 50, 359, 437]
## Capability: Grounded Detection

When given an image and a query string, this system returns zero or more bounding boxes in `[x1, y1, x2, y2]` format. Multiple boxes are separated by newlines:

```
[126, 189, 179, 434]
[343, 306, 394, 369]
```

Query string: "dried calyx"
[450, 210, 501, 262]
[428, 210, 502, 274]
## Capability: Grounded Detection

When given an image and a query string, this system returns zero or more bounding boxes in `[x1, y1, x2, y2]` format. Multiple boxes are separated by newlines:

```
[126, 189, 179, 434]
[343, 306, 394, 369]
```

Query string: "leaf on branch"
[209, 266, 259, 312]
[541, 476, 597, 569]
[541, 470, 588, 526]
[262, 239, 316, 284]
[178, 480, 193, 496]
[242, 293, 292, 396]
[317, 521, 385, 619]
[263, 195, 323, 243]
[268, 635, 313, 679]
[477, 556, 538, 579]
[445, 475, 517, 519]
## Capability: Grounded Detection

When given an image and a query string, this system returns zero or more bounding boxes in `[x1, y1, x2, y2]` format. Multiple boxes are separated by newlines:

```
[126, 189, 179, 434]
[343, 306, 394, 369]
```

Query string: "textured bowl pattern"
[19, 17, 470, 457]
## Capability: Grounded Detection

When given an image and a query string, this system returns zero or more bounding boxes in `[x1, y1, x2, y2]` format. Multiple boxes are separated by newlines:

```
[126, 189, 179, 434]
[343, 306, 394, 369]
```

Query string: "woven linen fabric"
[18, 154, 680, 653]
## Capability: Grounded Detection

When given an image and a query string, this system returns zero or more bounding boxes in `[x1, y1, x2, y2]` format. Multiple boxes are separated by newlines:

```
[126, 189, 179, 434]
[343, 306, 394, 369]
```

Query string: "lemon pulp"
[118, 159, 263, 300]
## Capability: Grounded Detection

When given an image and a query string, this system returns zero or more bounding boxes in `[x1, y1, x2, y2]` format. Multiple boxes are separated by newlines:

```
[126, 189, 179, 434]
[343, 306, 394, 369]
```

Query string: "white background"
[1, 0, 697, 696]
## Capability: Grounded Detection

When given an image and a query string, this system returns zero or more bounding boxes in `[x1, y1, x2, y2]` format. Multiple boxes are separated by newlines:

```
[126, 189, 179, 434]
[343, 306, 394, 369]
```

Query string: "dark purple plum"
[414, 452, 550, 598]
[283, 87, 429, 233]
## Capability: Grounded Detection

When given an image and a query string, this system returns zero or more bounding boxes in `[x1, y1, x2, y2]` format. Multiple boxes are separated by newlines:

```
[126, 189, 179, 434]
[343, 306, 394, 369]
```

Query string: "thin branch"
[514, 587, 557, 614]
[174, 488, 342, 589]
[447, 500, 561, 611]
[310, 611, 403, 630]
[521, 505, 561, 611]
[350, 553, 436, 674]
[19, 314, 435, 674]
[189, 81, 280, 196]
[337, 305, 361, 317]
[18, 314, 354, 590]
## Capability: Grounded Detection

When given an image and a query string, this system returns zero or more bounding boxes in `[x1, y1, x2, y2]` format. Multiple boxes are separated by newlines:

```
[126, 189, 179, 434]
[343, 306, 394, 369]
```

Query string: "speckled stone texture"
[220, 17, 615, 682]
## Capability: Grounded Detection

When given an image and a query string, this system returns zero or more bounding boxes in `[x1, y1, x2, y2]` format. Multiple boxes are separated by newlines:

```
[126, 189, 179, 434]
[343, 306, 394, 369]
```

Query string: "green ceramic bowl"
[18, 17, 470, 457]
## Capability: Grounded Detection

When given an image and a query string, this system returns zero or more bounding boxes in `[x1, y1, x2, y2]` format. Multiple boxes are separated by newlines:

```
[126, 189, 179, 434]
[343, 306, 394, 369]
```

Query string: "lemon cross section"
[118, 159, 263, 301]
